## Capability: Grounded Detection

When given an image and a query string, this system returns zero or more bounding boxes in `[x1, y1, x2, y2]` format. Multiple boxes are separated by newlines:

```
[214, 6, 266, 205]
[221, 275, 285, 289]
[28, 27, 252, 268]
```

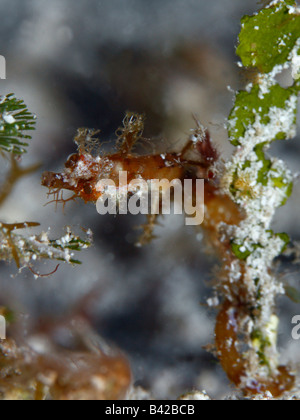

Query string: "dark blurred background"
[0, 0, 300, 399]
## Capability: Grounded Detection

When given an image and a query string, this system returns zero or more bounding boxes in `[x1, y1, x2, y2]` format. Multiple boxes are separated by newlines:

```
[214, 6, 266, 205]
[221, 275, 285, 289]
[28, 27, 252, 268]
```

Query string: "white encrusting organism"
[2, 112, 16, 125]
[290, 38, 300, 80]
[220, 11, 300, 379]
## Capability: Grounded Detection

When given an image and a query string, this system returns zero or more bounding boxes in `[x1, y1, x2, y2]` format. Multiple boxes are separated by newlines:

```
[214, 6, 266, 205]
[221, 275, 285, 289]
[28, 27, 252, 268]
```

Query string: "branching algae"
[0, 93, 92, 274]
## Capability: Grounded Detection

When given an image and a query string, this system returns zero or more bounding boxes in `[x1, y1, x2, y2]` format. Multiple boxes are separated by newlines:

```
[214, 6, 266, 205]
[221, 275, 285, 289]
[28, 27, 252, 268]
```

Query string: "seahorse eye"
[65, 153, 80, 169]
[84, 184, 93, 195]
[41, 172, 63, 188]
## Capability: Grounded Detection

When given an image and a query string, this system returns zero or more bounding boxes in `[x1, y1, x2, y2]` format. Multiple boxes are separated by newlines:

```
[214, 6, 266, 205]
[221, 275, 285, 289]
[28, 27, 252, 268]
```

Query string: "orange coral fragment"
[215, 301, 295, 398]
[0, 323, 131, 400]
